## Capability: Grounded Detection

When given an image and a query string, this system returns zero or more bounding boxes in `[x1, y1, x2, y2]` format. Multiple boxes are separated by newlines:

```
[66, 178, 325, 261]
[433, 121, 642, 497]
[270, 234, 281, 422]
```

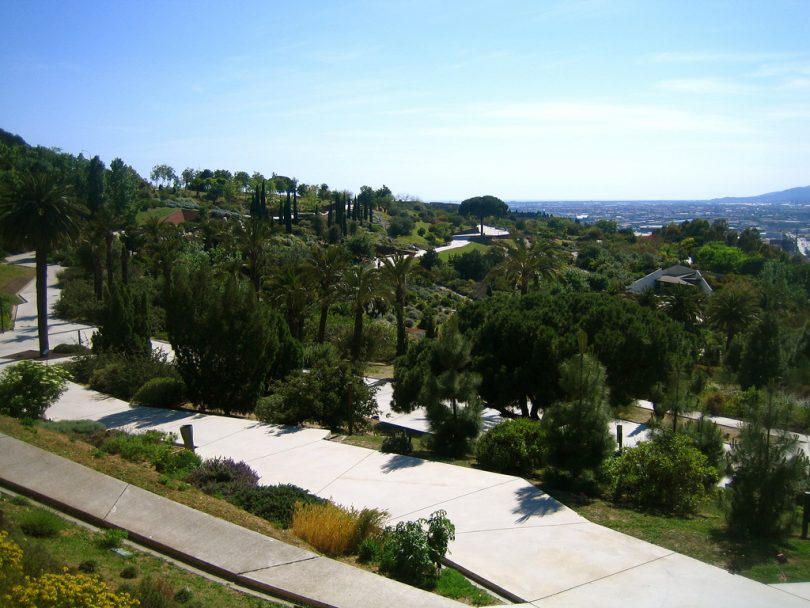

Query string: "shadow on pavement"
[512, 485, 563, 523]
[266, 425, 307, 436]
[381, 453, 426, 474]
[628, 423, 649, 437]
[96, 406, 198, 430]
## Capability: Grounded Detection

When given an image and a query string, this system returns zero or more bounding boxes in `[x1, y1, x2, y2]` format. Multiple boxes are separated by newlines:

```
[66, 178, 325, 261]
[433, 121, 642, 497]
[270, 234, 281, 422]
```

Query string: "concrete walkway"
[0, 433, 464, 608]
[42, 387, 808, 607]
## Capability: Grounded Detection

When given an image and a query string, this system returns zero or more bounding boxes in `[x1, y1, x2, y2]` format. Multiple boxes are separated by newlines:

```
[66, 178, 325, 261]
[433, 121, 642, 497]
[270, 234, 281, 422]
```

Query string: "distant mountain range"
[711, 185, 810, 204]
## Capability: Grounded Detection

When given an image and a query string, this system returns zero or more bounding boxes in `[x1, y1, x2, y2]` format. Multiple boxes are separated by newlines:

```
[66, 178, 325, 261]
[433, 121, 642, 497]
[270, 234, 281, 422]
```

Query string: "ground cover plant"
[0, 492, 287, 607]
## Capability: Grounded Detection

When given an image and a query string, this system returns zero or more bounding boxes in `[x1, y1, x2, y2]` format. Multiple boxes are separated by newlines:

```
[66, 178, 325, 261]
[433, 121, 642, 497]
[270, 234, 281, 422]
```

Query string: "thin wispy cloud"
[648, 51, 797, 64]
[655, 78, 755, 94]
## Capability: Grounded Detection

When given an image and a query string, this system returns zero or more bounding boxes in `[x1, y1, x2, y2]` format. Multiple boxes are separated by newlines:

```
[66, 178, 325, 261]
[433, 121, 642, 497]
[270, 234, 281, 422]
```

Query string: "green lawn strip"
[437, 241, 490, 262]
[431, 567, 499, 606]
[0, 262, 34, 294]
[136, 207, 176, 224]
[0, 493, 286, 608]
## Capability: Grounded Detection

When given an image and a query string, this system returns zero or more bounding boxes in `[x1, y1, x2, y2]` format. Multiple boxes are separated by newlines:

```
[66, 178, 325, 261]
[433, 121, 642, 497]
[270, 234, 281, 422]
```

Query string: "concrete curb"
[0, 433, 464, 608]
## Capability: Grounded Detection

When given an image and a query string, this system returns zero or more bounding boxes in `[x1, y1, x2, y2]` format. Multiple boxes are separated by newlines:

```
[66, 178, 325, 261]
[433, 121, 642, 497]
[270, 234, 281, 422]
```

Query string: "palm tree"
[661, 284, 706, 329]
[490, 233, 566, 294]
[342, 264, 382, 361]
[264, 261, 311, 340]
[708, 282, 759, 350]
[379, 252, 417, 355]
[0, 171, 86, 356]
[303, 244, 349, 343]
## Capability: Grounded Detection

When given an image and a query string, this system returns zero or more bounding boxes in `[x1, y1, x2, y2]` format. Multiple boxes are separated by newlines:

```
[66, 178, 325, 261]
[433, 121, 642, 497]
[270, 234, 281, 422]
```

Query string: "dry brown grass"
[292, 502, 387, 556]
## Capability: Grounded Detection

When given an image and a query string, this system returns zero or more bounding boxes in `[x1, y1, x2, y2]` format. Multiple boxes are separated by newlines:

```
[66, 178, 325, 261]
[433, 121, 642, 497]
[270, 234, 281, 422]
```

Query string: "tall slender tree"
[343, 263, 382, 361]
[380, 252, 417, 355]
[304, 244, 349, 343]
[0, 171, 86, 356]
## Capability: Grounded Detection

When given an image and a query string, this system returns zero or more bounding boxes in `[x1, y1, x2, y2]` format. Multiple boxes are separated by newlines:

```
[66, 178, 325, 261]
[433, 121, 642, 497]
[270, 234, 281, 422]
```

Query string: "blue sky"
[2, 0, 809, 200]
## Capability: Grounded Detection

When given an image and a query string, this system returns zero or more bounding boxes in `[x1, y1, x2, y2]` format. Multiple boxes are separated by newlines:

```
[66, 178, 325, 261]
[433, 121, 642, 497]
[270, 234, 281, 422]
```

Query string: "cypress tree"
[260, 180, 268, 220]
[92, 281, 151, 356]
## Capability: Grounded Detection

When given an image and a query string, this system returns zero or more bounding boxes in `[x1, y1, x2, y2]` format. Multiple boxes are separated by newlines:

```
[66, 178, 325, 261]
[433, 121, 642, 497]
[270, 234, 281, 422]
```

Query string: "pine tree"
[92, 281, 151, 356]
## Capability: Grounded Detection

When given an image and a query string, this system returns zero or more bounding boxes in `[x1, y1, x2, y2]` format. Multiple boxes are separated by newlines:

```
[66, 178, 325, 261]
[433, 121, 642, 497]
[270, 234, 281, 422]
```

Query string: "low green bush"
[184, 457, 259, 499]
[78, 559, 98, 573]
[99, 430, 173, 464]
[152, 448, 201, 477]
[606, 433, 718, 515]
[232, 484, 326, 528]
[379, 510, 455, 587]
[131, 377, 186, 407]
[475, 418, 544, 473]
[120, 565, 138, 579]
[68, 350, 178, 401]
[42, 419, 106, 438]
[19, 508, 64, 538]
[0, 361, 70, 419]
[97, 528, 128, 549]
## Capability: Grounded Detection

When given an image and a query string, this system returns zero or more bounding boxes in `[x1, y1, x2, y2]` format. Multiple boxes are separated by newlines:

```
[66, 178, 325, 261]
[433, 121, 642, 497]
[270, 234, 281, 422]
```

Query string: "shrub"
[21, 542, 62, 577]
[606, 433, 718, 515]
[68, 350, 178, 401]
[379, 510, 455, 587]
[42, 419, 106, 438]
[292, 502, 387, 556]
[357, 536, 383, 563]
[131, 377, 186, 407]
[475, 418, 543, 473]
[0, 361, 70, 419]
[7, 571, 139, 608]
[232, 484, 325, 528]
[137, 576, 174, 608]
[152, 448, 201, 477]
[184, 457, 259, 500]
[52, 342, 90, 355]
[120, 565, 138, 579]
[0, 531, 24, 587]
[99, 430, 173, 464]
[78, 559, 98, 573]
[174, 587, 193, 603]
[19, 508, 64, 538]
[680, 416, 725, 469]
[54, 276, 104, 323]
[381, 431, 412, 455]
[97, 528, 128, 549]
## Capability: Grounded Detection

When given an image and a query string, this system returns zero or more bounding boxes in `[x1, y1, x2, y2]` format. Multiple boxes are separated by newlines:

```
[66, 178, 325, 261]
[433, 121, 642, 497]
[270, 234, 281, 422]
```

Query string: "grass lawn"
[364, 362, 394, 379]
[0, 492, 286, 608]
[438, 241, 490, 262]
[0, 263, 34, 330]
[136, 207, 176, 224]
[393, 221, 433, 249]
[0, 262, 34, 294]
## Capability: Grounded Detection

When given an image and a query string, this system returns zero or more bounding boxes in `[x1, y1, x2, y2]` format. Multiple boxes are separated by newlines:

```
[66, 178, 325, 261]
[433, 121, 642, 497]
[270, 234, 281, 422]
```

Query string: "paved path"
[3, 253, 808, 606]
[43, 387, 807, 607]
[0, 433, 464, 608]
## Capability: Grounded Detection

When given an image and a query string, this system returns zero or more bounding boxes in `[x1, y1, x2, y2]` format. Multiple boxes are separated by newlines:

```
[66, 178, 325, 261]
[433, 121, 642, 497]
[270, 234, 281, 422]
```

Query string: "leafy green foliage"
[726, 391, 809, 537]
[256, 347, 377, 432]
[232, 484, 326, 528]
[167, 267, 300, 414]
[380, 510, 455, 586]
[475, 418, 543, 473]
[92, 281, 151, 356]
[381, 431, 413, 455]
[18, 509, 64, 538]
[131, 377, 187, 407]
[79, 351, 177, 402]
[607, 433, 718, 515]
[0, 361, 69, 419]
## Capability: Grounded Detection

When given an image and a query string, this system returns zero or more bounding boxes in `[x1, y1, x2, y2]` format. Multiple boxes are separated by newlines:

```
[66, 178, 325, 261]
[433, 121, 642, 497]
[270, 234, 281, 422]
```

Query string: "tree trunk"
[93, 252, 104, 301]
[352, 306, 364, 361]
[120, 244, 129, 285]
[318, 303, 329, 343]
[479, 216, 484, 235]
[35, 248, 50, 357]
[395, 298, 406, 356]
[519, 394, 529, 418]
[105, 233, 115, 286]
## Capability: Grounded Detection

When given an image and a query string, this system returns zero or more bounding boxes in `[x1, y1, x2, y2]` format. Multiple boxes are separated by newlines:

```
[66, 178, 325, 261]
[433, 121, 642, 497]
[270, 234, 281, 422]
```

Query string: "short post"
[616, 424, 623, 453]
[179, 424, 195, 452]
[802, 491, 810, 539]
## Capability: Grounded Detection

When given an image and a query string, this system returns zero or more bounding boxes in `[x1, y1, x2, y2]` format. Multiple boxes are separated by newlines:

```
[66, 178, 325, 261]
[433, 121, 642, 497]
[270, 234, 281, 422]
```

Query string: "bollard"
[616, 424, 623, 453]
[179, 424, 195, 451]
[803, 491, 810, 540]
